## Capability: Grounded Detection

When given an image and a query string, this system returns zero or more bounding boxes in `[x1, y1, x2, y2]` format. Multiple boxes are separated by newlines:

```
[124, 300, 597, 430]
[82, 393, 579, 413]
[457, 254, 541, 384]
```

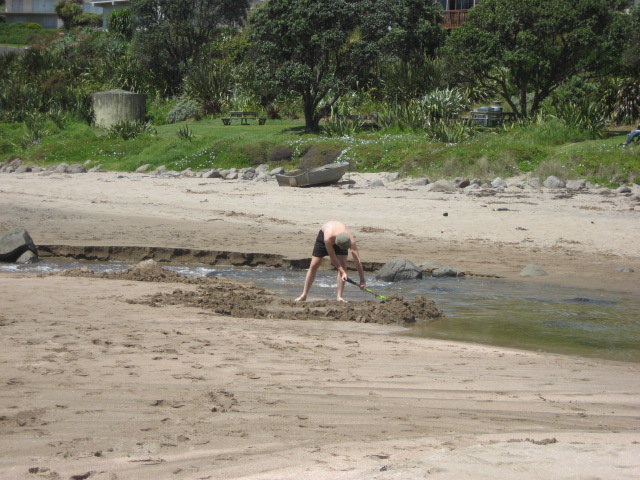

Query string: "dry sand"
[0, 171, 639, 479]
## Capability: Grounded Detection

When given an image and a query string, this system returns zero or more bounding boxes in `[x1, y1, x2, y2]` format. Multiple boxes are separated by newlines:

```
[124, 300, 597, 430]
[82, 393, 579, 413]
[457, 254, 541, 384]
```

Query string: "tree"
[130, 0, 250, 94]
[621, 4, 640, 75]
[443, 0, 630, 117]
[108, 8, 134, 40]
[248, 0, 444, 132]
[55, 0, 83, 32]
[613, 5, 640, 124]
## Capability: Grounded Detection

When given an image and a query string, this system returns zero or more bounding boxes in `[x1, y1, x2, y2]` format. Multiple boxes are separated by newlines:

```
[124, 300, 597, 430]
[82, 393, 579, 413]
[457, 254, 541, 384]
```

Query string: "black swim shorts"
[312, 230, 349, 257]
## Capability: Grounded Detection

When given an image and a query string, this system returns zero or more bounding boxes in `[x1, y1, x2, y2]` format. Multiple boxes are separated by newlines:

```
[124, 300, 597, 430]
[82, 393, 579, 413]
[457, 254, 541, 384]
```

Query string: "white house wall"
[5, 0, 103, 28]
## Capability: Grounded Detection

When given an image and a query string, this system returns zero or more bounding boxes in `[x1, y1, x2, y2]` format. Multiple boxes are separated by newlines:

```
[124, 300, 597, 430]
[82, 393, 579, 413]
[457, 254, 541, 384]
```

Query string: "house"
[90, 0, 265, 31]
[440, 1, 639, 29]
[90, 0, 130, 29]
[440, 0, 482, 29]
[4, 0, 103, 29]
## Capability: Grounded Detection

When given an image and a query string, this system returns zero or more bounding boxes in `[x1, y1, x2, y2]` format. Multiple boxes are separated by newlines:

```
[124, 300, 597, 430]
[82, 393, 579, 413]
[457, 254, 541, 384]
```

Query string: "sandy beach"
[1, 171, 639, 479]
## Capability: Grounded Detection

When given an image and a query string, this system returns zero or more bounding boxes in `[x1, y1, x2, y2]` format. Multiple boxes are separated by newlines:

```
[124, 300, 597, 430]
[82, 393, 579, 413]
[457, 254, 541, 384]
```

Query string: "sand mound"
[134, 286, 443, 325]
[59, 260, 443, 325]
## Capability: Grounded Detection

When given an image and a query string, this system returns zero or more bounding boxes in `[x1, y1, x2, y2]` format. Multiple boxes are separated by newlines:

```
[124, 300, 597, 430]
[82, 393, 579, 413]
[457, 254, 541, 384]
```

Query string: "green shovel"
[345, 277, 386, 301]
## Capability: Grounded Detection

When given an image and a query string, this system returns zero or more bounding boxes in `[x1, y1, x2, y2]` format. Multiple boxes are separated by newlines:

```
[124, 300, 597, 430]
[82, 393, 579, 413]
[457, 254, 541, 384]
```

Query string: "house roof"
[90, 1, 130, 6]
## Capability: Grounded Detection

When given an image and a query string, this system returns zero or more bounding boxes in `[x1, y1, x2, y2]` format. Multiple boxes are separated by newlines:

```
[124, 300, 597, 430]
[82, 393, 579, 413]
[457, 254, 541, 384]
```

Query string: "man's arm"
[325, 238, 348, 280]
[350, 245, 366, 289]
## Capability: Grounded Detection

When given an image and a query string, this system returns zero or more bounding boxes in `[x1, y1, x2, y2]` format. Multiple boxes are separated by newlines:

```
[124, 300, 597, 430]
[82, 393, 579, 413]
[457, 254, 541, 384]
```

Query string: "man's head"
[336, 232, 352, 250]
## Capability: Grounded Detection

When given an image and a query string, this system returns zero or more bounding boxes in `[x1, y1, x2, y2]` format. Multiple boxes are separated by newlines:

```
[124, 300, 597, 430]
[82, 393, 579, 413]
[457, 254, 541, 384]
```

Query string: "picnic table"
[335, 113, 379, 128]
[466, 111, 516, 127]
[221, 111, 266, 126]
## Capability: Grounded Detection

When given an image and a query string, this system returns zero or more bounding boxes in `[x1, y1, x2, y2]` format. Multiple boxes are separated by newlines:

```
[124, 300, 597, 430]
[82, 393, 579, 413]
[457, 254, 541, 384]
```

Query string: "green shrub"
[176, 124, 194, 141]
[75, 13, 102, 29]
[145, 97, 175, 126]
[551, 101, 609, 139]
[0, 22, 50, 45]
[425, 118, 474, 144]
[0, 138, 13, 155]
[323, 113, 360, 137]
[377, 101, 424, 132]
[166, 100, 202, 124]
[107, 8, 133, 40]
[418, 88, 471, 121]
[19, 112, 50, 150]
[107, 120, 156, 140]
[183, 60, 233, 115]
[612, 80, 640, 125]
[47, 105, 69, 129]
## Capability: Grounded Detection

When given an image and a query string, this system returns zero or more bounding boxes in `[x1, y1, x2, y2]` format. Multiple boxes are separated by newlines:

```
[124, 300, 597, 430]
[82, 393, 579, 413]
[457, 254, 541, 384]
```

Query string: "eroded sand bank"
[1, 172, 639, 479]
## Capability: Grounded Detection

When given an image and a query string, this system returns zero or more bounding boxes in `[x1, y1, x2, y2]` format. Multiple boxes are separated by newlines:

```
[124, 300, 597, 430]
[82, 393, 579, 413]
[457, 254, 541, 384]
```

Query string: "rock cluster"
[1, 157, 637, 196]
[376, 259, 464, 282]
[0, 158, 91, 174]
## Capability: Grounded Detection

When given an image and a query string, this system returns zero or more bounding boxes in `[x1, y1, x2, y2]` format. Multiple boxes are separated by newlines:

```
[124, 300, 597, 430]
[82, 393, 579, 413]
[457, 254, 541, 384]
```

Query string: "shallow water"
[3, 260, 639, 363]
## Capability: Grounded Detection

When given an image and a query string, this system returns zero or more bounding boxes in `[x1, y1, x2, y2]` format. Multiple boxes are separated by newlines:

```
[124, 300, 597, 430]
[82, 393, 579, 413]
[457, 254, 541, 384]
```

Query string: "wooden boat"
[276, 162, 349, 187]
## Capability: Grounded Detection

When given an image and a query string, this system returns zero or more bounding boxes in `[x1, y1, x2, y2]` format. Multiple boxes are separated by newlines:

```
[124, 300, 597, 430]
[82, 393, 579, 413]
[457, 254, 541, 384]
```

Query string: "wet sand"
[0, 172, 639, 479]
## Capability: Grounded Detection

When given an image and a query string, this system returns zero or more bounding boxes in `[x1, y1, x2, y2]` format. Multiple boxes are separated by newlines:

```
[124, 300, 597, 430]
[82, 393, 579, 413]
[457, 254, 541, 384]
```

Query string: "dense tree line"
[1, 0, 638, 133]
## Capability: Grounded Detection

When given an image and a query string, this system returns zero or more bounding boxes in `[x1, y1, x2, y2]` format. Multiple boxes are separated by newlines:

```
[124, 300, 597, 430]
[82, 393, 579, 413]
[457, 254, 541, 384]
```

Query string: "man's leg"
[624, 130, 640, 146]
[336, 255, 348, 302]
[295, 256, 323, 301]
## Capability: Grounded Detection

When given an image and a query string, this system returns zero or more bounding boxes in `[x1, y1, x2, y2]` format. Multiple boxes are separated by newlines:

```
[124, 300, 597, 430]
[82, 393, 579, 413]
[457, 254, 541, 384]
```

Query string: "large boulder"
[376, 259, 423, 282]
[425, 179, 456, 192]
[543, 176, 565, 189]
[0, 228, 38, 263]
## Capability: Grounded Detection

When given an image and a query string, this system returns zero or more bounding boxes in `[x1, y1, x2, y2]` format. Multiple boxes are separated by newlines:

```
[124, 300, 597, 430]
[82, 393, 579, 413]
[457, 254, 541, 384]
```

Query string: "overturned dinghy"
[276, 162, 349, 187]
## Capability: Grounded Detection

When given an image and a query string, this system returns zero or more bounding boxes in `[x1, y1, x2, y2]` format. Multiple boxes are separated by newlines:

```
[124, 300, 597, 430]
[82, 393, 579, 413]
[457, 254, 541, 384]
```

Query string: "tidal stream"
[3, 260, 639, 363]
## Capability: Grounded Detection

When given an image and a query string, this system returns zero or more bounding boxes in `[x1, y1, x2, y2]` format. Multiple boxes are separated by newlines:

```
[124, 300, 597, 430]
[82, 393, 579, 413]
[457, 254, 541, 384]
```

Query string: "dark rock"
[543, 176, 565, 189]
[566, 179, 586, 190]
[54, 163, 69, 174]
[425, 179, 455, 192]
[0, 228, 38, 263]
[68, 163, 87, 174]
[491, 177, 507, 189]
[432, 266, 461, 278]
[241, 168, 256, 180]
[615, 267, 634, 273]
[16, 250, 37, 264]
[268, 145, 294, 163]
[202, 169, 222, 178]
[376, 259, 423, 282]
[418, 261, 442, 275]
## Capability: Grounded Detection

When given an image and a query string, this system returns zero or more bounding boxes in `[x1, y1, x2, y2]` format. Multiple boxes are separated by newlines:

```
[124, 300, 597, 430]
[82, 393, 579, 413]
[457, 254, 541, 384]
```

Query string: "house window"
[33, 1, 57, 13]
[12, 0, 25, 13]
[441, 0, 481, 9]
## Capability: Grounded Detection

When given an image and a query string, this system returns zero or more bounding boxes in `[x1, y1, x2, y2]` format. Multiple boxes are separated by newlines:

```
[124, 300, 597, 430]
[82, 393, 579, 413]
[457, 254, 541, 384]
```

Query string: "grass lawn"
[1, 116, 638, 187]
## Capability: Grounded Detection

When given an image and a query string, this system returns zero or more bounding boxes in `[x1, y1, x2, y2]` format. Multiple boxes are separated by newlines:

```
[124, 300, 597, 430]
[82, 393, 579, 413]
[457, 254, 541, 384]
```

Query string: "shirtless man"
[295, 221, 366, 302]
